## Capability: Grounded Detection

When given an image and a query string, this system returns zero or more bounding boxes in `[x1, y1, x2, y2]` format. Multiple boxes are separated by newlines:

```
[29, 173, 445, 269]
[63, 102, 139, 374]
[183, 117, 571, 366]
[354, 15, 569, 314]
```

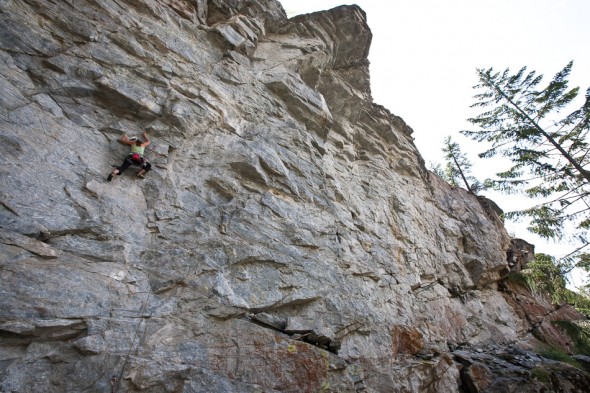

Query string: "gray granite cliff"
[1, 1, 588, 392]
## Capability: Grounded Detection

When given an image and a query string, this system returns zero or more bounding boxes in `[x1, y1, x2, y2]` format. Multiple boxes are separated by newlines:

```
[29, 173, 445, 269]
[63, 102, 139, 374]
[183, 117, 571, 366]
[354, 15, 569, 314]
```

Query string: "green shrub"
[539, 346, 582, 369]
[530, 367, 550, 383]
[552, 320, 590, 355]
[506, 271, 528, 285]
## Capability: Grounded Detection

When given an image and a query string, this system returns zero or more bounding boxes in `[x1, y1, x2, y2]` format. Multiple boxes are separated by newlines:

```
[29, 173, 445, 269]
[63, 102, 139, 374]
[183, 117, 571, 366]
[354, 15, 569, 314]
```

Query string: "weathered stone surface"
[574, 354, 590, 372]
[391, 325, 425, 357]
[0, 228, 59, 259]
[507, 237, 535, 272]
[1, 0, 588, 392]
[73, 335, 107, 355]
[251, 312, 287, 331]
[454, 347, 590, 393]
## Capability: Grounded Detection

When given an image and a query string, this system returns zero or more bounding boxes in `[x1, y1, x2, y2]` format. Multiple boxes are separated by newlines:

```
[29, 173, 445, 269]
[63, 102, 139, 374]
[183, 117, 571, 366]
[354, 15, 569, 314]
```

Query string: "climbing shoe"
[107, 173, 113, 182]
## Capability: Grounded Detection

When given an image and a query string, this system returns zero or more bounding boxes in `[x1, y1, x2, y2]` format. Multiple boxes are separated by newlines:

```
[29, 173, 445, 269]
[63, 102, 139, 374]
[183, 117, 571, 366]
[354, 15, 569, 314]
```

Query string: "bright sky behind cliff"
[280, 0, 590, 287]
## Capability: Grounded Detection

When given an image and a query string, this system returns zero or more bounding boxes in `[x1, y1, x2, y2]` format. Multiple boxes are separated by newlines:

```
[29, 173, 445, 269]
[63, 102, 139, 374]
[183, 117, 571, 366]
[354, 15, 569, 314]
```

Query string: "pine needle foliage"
[462, 62, 590, 281]
[435, 136, 484, 194]
[522, 254, 590, 316]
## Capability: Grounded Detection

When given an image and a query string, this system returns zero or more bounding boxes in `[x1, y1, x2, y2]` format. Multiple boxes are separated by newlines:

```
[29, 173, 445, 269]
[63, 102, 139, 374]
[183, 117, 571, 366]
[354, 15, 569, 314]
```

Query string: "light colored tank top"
[131, 145, 145, 156]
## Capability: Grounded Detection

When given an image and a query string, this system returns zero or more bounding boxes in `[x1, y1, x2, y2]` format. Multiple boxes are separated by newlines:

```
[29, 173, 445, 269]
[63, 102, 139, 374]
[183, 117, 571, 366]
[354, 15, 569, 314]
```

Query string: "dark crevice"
[0, 321, 87, 345]
[34, 227, 101, 242]
[0, 200, 20, 217]
[244, 313, 341, 354]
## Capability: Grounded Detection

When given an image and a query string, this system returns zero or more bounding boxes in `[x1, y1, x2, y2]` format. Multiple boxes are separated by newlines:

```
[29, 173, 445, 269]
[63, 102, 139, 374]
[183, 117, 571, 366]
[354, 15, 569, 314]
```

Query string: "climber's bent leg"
[107, 158, 132, 181]
[136, 160, 151, 178]
[116, 158, 133, 175]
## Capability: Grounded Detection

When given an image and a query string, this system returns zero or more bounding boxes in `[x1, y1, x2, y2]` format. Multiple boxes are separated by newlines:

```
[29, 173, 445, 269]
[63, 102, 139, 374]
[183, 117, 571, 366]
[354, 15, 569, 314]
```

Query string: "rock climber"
[107, 132, 152, 181]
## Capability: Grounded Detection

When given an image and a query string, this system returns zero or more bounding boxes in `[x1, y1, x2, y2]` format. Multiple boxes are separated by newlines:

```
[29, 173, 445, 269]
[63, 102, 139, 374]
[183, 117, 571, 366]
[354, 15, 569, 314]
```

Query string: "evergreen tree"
[436, 136, 483, 193]
[462, 61, 590, 280]
[522, 253, 590, 316]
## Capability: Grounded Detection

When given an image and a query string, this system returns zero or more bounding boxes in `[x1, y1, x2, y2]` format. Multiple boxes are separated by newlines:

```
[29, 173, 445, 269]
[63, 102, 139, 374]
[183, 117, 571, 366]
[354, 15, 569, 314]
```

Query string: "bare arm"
[141, 132, 151, 147]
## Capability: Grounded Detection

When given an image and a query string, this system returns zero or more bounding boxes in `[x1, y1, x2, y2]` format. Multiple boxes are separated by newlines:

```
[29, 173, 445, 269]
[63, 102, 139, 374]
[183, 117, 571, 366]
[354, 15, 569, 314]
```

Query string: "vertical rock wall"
[0, 1, 587, 392]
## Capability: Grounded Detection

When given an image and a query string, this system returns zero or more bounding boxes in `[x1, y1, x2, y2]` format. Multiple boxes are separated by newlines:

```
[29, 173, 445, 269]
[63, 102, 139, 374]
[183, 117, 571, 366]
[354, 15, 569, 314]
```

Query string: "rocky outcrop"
[0, 1, 588, 392]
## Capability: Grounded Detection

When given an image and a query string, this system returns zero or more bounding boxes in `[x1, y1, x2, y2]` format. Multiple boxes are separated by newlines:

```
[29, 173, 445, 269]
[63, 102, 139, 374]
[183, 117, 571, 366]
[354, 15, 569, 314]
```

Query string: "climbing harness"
[130, 153, 142, 163]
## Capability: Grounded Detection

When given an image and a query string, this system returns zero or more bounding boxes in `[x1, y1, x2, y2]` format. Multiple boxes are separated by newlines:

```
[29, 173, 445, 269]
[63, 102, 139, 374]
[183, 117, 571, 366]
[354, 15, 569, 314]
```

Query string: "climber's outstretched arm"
[141, 132, 151, 147]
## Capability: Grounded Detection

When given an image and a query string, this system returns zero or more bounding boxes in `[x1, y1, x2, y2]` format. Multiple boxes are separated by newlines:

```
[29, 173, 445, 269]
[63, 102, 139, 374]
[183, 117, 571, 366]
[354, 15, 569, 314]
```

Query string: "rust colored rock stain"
[208, 335, 329, 392]
[391, 325, 424, 357]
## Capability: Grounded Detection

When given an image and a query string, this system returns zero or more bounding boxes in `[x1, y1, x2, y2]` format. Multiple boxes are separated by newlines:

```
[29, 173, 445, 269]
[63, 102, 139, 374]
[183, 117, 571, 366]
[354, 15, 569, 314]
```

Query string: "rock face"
[0, 1, 588, 392]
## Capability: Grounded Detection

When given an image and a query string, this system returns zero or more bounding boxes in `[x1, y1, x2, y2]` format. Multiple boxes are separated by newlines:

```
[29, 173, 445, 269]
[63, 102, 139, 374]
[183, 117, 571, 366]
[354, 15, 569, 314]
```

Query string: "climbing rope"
[6, 31, 173, 391]
[112, 206, 161, 391]
[113, 274, 152, 389]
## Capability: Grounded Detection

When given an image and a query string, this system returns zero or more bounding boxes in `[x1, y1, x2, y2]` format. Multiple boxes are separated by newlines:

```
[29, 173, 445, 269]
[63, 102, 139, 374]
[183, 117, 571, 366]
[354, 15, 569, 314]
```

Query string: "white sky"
[280, 0, 590, 287]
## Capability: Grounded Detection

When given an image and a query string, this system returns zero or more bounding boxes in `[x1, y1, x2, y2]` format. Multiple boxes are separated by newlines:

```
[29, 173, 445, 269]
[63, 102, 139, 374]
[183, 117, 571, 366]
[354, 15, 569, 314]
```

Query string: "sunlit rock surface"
[1, 1, 588, 392]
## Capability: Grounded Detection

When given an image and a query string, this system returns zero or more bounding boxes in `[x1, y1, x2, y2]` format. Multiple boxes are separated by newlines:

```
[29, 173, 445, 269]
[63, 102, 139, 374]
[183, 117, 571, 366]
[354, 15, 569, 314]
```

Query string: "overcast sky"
[280, 0, 590, 287]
